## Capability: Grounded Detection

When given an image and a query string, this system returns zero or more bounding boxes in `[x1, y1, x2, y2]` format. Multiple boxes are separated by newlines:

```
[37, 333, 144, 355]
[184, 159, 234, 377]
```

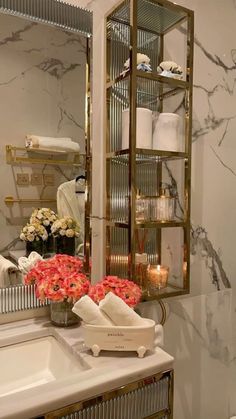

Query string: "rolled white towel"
[0, 255, 21, 287]
[72, 295, 113, 326]
[25, 135, 80, 153]
[18, 251, 43, 275]
[99, 292, 148, 326]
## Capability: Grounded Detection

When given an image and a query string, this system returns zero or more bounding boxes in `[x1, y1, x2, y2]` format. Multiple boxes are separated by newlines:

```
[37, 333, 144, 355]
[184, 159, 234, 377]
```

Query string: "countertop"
[0, 317, 174, 419]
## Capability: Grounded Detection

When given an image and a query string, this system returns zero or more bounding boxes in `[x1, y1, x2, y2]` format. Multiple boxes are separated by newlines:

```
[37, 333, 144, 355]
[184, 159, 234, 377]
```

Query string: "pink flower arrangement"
[88, 275, 142, 308]
[24, 254, 89, 303]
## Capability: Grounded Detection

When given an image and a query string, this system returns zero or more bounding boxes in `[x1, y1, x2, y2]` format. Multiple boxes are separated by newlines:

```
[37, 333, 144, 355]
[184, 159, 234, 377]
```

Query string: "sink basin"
[0, 335, 86, 397]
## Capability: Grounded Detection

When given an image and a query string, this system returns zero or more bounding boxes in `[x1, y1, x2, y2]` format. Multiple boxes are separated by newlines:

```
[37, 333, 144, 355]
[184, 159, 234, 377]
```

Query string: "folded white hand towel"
[72, 295, 113, 326]
[99, 292, 148, 326]
[154, 324, 164, 348]
[25, 135, 80, 153]
[18, 251, 43, 275]
[0, 255, 21, 287]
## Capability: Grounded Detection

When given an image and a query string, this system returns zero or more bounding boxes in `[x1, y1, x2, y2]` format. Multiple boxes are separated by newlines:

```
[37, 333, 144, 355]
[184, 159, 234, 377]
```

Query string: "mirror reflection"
[0, 12, 88, 289]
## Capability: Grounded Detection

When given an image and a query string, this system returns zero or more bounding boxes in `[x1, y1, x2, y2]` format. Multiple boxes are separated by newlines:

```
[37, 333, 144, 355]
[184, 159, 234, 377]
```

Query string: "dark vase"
[44, 228, 55, 256]
[55, 236, 75, 256]
[26, 240, 44, 257]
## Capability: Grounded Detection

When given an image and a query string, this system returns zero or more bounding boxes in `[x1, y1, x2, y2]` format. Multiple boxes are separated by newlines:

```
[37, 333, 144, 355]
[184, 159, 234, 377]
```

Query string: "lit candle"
[147, 264, 169, 290]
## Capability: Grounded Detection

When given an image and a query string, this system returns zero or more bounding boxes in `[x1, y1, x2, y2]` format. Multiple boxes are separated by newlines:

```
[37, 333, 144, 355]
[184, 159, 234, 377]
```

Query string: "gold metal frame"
[0, 3, 92, 313]
[105, 0, 194, 300]
[40, 369, 174, 419]
[4, 196, 56, 206]
[6, 145, 84, 167]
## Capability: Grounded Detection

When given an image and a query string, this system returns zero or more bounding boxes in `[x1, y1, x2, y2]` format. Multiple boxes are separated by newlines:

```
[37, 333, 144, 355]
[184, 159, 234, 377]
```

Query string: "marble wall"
[64, 0, 235, 418]
[0, 13, 86, 255]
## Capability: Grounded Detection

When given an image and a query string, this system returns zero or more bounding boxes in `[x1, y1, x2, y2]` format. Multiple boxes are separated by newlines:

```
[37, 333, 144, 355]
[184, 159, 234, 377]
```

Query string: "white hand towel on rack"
[99, 292, 148, 326]
[0, 255, 21, 287]
[18, 251, 43, 276]
[72, 295, 114, 326]
[25, 135, 80, 153]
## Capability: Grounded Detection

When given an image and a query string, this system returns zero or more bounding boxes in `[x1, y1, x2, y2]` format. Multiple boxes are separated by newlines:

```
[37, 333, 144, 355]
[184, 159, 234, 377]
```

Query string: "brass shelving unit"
[105, 0, 194, 301]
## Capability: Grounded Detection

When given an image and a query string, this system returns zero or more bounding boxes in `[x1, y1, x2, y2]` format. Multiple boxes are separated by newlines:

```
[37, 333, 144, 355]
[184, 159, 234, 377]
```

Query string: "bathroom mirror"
[0, 0, 92, 314]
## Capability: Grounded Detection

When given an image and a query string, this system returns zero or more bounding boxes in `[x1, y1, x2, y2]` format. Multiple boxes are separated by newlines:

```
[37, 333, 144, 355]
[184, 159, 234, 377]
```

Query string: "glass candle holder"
[147, 264, 169, 291]
[136, 195, 149, 221]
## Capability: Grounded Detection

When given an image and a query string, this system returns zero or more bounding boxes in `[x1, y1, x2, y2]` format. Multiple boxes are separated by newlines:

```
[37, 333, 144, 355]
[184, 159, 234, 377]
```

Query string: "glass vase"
[55, 236, 75, 256]
[26, 240, 44, 257]
[50, 300, 79, 327]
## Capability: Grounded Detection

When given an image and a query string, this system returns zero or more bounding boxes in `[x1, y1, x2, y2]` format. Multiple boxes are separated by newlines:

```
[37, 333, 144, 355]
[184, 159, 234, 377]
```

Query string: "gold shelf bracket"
[4, 196, 56, 206]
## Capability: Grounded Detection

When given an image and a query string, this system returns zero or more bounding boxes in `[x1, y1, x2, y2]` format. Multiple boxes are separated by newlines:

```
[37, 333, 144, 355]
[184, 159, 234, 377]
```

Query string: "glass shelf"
[107, 220, 186, 228]
[106, 150, 188, 163]
[108, 0, 189, 36]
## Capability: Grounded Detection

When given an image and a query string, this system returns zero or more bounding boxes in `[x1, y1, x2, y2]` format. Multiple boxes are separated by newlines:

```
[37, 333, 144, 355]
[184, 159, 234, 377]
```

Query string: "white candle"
[147, 264, 169, 290]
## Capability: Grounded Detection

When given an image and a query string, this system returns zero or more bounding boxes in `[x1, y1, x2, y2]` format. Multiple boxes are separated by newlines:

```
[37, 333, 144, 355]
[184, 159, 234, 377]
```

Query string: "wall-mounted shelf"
[105, 0, 194, 301]
[6, 145, 85, 167]
[4, 196, 56, 206]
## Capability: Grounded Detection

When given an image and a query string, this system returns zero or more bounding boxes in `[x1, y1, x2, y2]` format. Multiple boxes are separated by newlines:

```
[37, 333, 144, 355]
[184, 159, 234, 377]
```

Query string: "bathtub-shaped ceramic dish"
[82, 319, 155, 358]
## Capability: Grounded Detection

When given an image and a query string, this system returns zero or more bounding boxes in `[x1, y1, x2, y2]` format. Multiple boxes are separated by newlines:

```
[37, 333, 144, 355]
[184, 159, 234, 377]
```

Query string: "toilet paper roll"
[152, 112, 181, 152]
[122, 108, 152, 149]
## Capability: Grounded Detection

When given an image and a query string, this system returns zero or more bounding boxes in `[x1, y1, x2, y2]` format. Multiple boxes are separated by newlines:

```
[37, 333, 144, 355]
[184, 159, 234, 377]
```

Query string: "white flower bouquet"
[30, 208, 58, 227]
[51, 216, 80, 238]
[20, 222, 48, 242]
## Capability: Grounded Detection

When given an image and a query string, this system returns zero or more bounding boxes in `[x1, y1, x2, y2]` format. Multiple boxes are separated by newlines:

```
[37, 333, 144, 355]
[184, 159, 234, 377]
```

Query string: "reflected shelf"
[107, 220, 186, 228]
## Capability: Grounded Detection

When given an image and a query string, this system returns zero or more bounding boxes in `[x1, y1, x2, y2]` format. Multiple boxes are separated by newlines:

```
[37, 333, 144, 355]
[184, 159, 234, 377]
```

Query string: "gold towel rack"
[4, 196, 56, 206]
[6, 145, 85, 167]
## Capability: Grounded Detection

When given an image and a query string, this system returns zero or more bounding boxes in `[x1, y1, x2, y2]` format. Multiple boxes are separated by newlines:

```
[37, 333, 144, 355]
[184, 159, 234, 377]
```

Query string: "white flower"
[59, 229, 66, 236]
[66, 229, 75, 237]
[43, 220, 50, 226]
[37, 212, 43, 220]
[20, 233, 26, 240]
[27, 234, 35, 242]
[42, 234, 48, 241]
[28, 225, 35, 233]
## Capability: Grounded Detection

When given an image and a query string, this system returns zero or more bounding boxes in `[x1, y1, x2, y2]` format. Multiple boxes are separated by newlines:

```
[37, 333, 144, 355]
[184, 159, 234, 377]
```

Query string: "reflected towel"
[0, 255, 22, 287]
[72, 295, 113, 325]
[18, 251, 43, 276]
[25, 135, 80, 152]
[99, 292, 148, 326]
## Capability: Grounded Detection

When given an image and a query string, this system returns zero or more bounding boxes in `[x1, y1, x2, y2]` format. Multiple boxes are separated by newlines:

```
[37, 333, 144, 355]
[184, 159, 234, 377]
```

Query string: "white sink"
[0, 335, 86, 398]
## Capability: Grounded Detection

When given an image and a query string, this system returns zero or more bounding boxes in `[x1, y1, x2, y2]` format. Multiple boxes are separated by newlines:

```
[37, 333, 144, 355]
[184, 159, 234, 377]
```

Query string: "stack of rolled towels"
[72, 292, 164, 347]
[72, 292, 148, 326]
[25, 135, 80, 153]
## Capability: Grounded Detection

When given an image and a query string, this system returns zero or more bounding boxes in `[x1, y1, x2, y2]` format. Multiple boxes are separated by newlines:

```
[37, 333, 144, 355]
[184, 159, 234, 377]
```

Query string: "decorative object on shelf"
[20, 222, 48, 256]
[24, 254, 90, 327]
[135, 190, 149, 221]
[122, 107, 152, 150]
[88, 276, 142, 308]
[51, 216, 80, 256]
[25, 135, 80, 153]
[150, 185, 175, 222]
[156, 60, 183, 79]
[152, 113, 181, 152]
[147, 265, 169, 291]
[135, 230, 149, 292]
[30, 208, 58, 256]
[121, 53, 152, 77]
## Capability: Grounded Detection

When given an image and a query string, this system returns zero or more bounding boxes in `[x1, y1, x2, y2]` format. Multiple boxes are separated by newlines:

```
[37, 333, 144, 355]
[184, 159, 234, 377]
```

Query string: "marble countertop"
[0, 318, 174, 419]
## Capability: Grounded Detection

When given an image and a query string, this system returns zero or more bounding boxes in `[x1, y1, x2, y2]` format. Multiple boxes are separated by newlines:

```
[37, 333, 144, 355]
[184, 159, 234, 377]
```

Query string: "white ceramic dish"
[83, 318, 155, 358]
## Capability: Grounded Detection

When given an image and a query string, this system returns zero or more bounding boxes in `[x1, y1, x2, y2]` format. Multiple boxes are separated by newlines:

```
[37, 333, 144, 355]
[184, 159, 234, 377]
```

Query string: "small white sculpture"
[121, 53, 152, 76]
[157, 60, 183, 79]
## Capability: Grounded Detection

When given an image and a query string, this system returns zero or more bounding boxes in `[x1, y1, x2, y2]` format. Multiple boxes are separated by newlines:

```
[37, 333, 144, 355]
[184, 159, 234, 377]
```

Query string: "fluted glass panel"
[0, 0, 92, 35]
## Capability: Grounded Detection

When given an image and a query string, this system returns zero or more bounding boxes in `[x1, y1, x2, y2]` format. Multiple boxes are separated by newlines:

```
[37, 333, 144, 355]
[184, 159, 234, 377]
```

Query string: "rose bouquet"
[88, 275, 142, 308]
[24, 254, 89, 303]
[30, 207, 58, 228]
[51, 216, 80, 238]
[20, 222, 48, 242]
